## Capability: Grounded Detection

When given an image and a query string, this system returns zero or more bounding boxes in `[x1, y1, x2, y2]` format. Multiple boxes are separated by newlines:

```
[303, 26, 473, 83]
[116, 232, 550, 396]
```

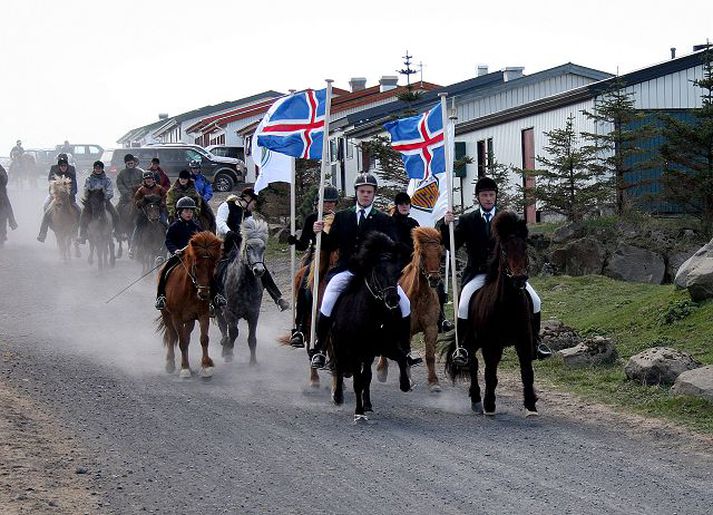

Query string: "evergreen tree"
[483, 153, 522, 213]
[580, 78, 654, 213]
[658, 44, 713, 236]
[527, 114, 610, 222]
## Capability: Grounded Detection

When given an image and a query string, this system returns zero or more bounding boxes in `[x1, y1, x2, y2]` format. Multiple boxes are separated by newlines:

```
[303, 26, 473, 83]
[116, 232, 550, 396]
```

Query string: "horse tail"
[277, 332, 292, 346]
[155, 314, 167, 338]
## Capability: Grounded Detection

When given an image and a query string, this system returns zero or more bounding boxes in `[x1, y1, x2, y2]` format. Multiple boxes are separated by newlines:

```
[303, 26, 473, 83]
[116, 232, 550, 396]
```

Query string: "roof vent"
[693, 43, 710, 52]
[158, 113, 169, 120]
[349, 77, 367, 92]
[379, 75, 399, 92]
[477, 65, 489, 77]
[503, 67, 524, 82]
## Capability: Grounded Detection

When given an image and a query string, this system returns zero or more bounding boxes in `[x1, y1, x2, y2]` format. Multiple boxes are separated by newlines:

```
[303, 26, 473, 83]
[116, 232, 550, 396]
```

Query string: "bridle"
[179, 249, 215, 298]
[499, 241, 528, 288]
[364, 269, 400, 310]
[241, 237, 266, 271]
[418, 242, 442, 286]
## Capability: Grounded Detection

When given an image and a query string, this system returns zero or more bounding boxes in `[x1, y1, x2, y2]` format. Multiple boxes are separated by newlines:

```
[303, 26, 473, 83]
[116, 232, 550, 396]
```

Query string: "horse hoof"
[165, 362, 175, 374]
[471, 401, 483, 414]
[223, 353, 233, 363]
[200, 367, 214, 379]
[429, 383, 442, 393]
[309, 380, 320, 389]
[376, 369, 388, 383]
[483, 410, 496, 417]
[353, 414, 369, 425]
[525, 409, 539, 417]
[179, 369, 191, 379]
[364, 405, 373, 413]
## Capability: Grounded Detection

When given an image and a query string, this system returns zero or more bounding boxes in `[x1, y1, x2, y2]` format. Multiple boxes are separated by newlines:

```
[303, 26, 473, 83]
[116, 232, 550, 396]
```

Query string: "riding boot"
[155, 256, 179, 310]
[106, 201, 120, 238]
[451, 318, 470, 368]
[37, 211, 50, 242]
[398, 315, 422, 367]
[77, 212, 88, 244]
[310, 314, 332, 369]
[532, 311, 552, 360]
[290, 324, 305, 348]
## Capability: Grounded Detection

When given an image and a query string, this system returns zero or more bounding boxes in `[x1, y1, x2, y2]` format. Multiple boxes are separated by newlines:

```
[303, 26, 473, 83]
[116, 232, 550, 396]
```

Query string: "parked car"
[55, 143, 104, 173]
[108, 144, 245, 192]
[205, 144, 245, 162]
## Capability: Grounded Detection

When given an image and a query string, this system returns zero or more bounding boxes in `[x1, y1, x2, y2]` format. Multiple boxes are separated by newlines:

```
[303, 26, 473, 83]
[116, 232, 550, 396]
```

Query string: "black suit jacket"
[322, 206, 396, 272]
[440, 208, 495, 284]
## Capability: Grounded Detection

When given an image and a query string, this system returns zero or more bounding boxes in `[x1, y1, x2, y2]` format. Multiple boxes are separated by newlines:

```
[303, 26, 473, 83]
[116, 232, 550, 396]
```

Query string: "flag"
[402, 112, 454, 227]
[384, 103, 445, 181]
[256, 89, 327, 160]
[252, 108, 294, 194]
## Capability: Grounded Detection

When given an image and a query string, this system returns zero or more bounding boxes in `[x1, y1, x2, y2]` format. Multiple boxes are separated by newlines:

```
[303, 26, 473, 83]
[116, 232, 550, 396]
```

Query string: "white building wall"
[632, 65, 703, 109]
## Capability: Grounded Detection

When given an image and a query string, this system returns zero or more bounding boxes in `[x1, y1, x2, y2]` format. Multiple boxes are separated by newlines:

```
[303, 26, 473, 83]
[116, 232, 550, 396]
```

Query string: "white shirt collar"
[356, 202, 373, 219]
[481, 206, 496, 219]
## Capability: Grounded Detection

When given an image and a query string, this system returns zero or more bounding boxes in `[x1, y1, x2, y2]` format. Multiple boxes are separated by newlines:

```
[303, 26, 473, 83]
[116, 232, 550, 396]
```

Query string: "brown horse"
[376, 227, 443, 391]
[48, 177, 80, 261]
[157, 231, 222, 378]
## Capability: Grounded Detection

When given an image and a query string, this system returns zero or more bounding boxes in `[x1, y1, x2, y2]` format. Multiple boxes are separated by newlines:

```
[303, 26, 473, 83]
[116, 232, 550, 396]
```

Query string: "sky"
[1, 0, 711, 153]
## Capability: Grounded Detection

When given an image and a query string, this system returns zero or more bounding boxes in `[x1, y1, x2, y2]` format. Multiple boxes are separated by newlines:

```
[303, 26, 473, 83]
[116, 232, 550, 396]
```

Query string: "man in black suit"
[441, 177, 551, 360]
[309, 173, 420, 370]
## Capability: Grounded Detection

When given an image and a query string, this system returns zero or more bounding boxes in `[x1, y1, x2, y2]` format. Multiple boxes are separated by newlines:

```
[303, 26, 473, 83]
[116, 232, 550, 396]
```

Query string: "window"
[88, 146, 101, 155]
[476, 138, 493, 177]
[185, 149, 203, 164]
[346, 138, 353, 159]
[73, 145, 87, 156]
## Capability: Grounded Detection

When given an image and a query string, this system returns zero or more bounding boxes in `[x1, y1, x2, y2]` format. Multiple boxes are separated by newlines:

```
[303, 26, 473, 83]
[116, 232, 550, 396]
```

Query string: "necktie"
[358, 209, 366, 228]
[484, 212, 492, 236]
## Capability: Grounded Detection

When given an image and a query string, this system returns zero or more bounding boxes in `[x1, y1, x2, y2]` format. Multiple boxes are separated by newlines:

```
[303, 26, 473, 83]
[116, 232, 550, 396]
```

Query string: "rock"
[624, 347, 701, 385]
[552, 222, 584, 243]
[604, 244, 665, 284]
[558, 336, 618, 367]
[667, 246, 701, 284]
[674, 238, 713, 301]
[274, 228, 291, 244]
[540, 319, 581, 351]
[672, 365, 713, 402]
[549, 237, 605, 276]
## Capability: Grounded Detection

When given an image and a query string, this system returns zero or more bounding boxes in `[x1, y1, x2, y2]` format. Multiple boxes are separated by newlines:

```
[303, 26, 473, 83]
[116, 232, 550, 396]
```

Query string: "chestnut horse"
[443, 211, 537, 416]
[376, 227, 443, 391]
[157, 231, 222, 378]
[47, 177, 80, 261]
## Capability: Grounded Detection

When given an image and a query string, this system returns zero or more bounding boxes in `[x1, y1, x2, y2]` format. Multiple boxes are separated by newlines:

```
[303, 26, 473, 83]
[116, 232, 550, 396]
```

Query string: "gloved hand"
[287, 234, 298, 245]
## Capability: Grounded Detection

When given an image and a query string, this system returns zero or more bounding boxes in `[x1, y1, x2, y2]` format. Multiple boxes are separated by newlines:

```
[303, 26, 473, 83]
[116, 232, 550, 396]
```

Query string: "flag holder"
[290, 158, 296, 329]
[308, 79, 334, 354]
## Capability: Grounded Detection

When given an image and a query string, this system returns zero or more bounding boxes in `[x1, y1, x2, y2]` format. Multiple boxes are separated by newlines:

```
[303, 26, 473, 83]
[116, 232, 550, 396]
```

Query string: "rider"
[166, 170, 202, 221]
[148, 157, 171, 190]
[129, 171, 167, 257]
[189, 159, 215, 227]
[0, 164, 19, 245]
[77, 161, 120, 244]
[116, 153, 144, 234]
[155, 197, 222, 310]
[286, 185, 339, 348]
[37, 155, 80, 243]
[309, 173, 420, 370]
[214, 187, 289, 311]
[10, 140, 24, 161]
[60, 140, 73, 155]
[441, 176, 551, 361]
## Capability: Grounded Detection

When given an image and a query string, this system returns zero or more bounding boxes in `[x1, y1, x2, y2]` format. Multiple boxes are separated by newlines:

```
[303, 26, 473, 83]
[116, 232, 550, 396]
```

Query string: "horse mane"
[50, 177, 72, 197]
[400, 227, 441, 294]
[239, 216, 269, 246]
[349, 231, 396, 278]
[187, 231, 222, 261]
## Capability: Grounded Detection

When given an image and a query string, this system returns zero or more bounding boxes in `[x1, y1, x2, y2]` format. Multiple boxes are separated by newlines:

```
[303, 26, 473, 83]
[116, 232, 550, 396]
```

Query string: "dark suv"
[55, 143, 104, 173]
[108, 144, 245, 192]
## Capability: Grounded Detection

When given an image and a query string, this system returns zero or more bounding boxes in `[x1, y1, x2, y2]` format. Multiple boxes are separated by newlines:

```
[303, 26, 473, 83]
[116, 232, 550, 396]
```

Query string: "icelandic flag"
[256, 89, 327, 160]
[384, 102, 445, 180]
[252, 111, 294, 194]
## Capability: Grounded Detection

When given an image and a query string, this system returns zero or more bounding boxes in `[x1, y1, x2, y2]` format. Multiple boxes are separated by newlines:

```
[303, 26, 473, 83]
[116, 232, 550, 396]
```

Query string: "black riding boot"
[399, 315, 422, 366]
[532, 311, 552, 360]
[37, 211, 51, 242]
[155, 255, 180, 310]
[290, 288, 310, 348]
[310, 314, 332, 369]
[451, 317, 470, 368]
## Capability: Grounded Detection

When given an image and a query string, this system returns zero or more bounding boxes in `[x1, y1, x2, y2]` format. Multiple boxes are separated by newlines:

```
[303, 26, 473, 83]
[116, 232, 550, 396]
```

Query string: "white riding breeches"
[319, 270, 410, 318]
[457, 274, 541, 319]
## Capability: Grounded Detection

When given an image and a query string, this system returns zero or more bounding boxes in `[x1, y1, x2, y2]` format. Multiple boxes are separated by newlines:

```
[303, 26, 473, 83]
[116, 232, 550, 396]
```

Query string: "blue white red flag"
[256, 89, 327, 160]
[384, 103, 445, 181]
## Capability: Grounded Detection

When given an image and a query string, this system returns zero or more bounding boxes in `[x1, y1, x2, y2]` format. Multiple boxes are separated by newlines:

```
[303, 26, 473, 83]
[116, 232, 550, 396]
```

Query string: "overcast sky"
[1, 0, 711, 153]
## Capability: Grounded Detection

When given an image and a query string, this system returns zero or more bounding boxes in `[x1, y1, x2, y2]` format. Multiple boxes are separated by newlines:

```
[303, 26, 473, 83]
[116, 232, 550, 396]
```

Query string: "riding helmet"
[93, 160, 104, 169]
[475, 176, 498, 194]
[353, 172, 378, 190]
[189, 159, 201, 169]
[142, 170, 155, 180]
[57, 153, 69, 163]
[178, 169, 191, 179]
[323, 185, 339, 203]
[57, 157, 69, 166]
[394, 192, 411, 205]
[240, 188, 258, 202]
[124, 153, 136, 164]
[176, 197, 198, 210]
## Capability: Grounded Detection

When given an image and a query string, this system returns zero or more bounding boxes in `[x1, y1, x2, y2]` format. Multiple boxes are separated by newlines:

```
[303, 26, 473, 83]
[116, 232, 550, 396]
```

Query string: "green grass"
[529, 275, 713, 433]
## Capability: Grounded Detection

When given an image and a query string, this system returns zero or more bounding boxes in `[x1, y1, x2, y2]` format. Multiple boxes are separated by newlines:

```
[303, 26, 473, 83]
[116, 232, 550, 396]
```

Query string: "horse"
[134, 198, 167, 273]
[9, 153, 36, 190]
[115, 199, 137, 258]
[443, 211, 537, 417]
[84, 189, 115, 270]
[376, 227, 443, 392]
[47, 177, 80, 261]
[330, 232, 412, 423]
[215, 217, 269, 365]
[157, 231, 222, 378]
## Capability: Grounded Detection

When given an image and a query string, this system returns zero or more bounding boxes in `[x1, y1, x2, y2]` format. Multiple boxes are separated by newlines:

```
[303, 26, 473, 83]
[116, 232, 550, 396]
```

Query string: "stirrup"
[310, 352, 326, 369]
[290, 331, 305, 348]
[451, 347, 469, 368]
[536, 342, 553, 360]
[155, 296, 166, 310]
[214, 293, 227, 307]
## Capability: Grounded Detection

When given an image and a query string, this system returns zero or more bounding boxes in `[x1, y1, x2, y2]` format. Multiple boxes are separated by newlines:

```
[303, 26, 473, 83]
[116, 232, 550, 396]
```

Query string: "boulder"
[667, 246, 701, 284]
[552, 222, 584, 243]
[674, 238, 713, 301]
[558, 336, 618, 367]
[549, 237, 605, 276]
[540, 319, 581, 351]
[624, 347, 701, 385]
[604, 244, 665, 284]
[672, 366, 713, 402]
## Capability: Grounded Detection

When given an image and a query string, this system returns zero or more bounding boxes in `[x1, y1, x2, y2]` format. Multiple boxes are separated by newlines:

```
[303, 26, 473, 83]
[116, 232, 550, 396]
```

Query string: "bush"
[657, 300, 699, 325]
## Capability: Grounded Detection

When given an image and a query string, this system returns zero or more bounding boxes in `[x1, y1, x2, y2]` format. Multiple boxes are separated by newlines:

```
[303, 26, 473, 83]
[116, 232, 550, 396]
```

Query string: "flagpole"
[290, 158, 296, 329]
[439, 93, 460, 346]
[308, 79, 333, 353]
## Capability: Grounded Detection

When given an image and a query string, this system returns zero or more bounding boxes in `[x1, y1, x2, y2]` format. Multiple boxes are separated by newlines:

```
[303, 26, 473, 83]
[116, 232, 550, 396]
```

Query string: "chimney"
[503, 67, 524, 82]
[477, 65, 489, 77]
[693, 43, 709, 52]
[670, 47, 676, 59]
[158, 113, 169, 120]
[379, 75, 399, 92]
[349, 77, 367, 92]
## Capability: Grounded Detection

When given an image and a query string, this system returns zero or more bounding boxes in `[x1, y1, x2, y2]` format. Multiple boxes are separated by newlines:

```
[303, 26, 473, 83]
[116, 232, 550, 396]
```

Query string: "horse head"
[353, 232, 402, 311]
[412, 227, 442, 288]
[50, 177, 72, 205]
[142, 196, 162, 222]
[492, 211, 529, 290]
[186, 231, 223, 301]
[84, 189, 107, 215]
[240, 217, 269, 278]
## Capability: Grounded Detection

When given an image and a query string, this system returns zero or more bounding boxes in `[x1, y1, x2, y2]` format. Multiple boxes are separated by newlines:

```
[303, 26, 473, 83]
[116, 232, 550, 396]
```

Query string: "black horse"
[134, 198, 167, 273]
[83, 189, 115, 270]
[444, 211, 537, 417]
[330, 232, 412, 423]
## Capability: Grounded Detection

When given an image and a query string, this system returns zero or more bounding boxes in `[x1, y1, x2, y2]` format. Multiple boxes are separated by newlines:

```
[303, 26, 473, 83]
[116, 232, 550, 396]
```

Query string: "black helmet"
[353, 172, 378, 190]
[323, 185, 339, 202]
[57, 153, 69, 163]
[93, 160, 104, 169]
[57, 157, 68, 166]
[475, 176, 498, 194]
[188, 159, 201, 169]
[176, 197, 198, 210]
[240, 187, 258, 202]
[394, 192, 411, 205]
[143, 170, 155, 180]
[124, 153, 136, 164]
[178, 169, 191, 179]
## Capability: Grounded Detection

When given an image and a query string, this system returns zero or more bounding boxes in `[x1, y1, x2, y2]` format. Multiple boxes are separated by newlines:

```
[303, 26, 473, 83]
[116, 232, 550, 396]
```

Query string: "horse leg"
[469, 349, 482, 414]
[482, 346, 503, 416]
[516, 340, 538, 416]
[178, 319, 195, 378]
[331, 368, 344, 405]
[375, 355, 389, 383]
[199, 315, 214, 378]
[353, 366, 365, 419]
[362, 361, 373, 413]
[424, 325, 441, 392]
[109, 238, 116, 267]
[163, 315, 177, 374]
[87, 241, 94, 265]
[396, 354, 412, 393]
[224, 319, 238, 363]
[247, 315, 258, 366]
